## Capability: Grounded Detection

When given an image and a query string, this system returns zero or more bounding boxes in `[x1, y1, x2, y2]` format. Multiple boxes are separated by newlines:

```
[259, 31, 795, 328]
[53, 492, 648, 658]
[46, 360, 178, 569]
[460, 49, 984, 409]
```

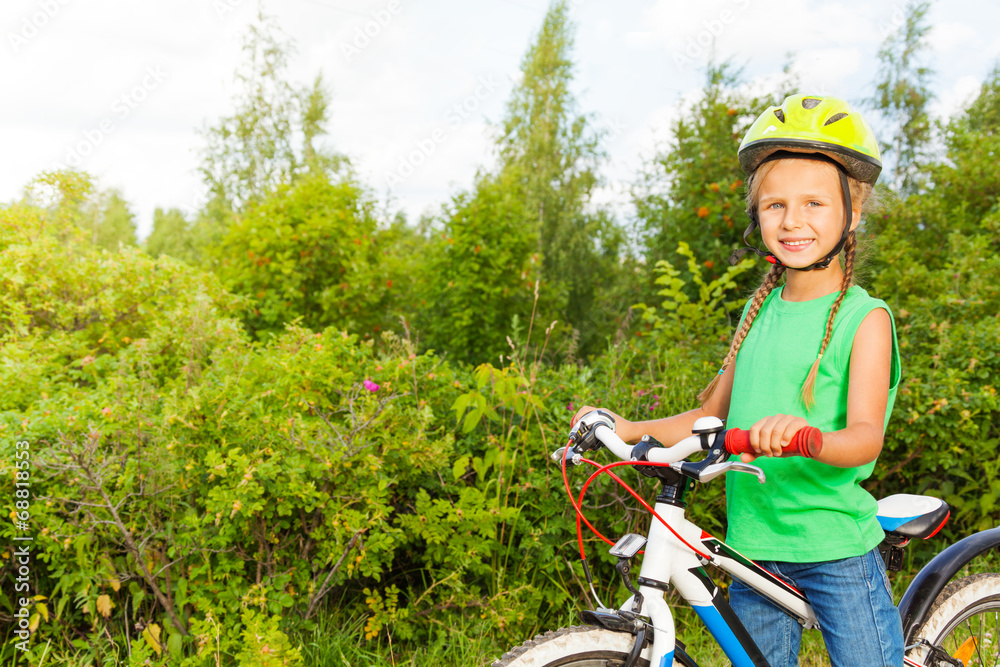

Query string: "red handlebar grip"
[724, 427, 823, 459]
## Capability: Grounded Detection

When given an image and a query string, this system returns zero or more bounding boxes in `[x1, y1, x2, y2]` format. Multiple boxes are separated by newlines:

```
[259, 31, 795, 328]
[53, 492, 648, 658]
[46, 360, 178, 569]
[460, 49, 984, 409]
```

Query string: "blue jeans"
[728, 548, 904, 667]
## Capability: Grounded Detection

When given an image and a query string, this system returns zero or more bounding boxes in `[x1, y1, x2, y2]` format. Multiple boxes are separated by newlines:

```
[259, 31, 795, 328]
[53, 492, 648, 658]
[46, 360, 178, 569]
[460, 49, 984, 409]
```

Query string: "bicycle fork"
[623, 502, 769, 667]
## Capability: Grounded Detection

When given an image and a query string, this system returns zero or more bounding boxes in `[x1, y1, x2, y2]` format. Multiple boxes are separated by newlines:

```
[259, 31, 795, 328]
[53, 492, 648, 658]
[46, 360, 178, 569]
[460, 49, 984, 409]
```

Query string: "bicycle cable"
[560, 440, 609, 608]
[577, 458, 714, 562]
[561, 441, 714, 571]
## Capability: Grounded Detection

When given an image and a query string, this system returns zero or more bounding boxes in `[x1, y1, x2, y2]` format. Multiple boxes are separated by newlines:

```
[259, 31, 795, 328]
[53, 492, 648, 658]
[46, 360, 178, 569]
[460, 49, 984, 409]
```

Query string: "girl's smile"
[779, 237, 816, 251]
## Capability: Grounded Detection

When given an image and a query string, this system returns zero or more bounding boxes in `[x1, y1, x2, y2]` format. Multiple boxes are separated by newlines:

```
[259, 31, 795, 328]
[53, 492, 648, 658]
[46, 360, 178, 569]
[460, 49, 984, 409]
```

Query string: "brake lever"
[696, 461, 766, 484]
[569, 409, 616, 452]
[551, 445, 584, 466]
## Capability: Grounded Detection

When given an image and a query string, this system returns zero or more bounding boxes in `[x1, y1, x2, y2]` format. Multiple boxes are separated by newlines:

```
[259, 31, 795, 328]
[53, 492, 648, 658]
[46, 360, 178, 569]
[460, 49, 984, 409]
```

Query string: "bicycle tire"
[909, 573, 1000, 667]
[491, 625, 698, 667]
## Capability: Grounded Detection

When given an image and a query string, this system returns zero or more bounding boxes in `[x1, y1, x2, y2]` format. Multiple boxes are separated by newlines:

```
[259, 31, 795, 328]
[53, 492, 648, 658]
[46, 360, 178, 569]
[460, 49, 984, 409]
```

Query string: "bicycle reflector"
[609, 533, 646, 559]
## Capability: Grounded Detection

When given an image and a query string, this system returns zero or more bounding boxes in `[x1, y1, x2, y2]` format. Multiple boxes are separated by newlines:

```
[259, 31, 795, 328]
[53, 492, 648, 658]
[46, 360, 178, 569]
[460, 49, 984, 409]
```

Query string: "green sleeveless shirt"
[724, 285, 901, 562]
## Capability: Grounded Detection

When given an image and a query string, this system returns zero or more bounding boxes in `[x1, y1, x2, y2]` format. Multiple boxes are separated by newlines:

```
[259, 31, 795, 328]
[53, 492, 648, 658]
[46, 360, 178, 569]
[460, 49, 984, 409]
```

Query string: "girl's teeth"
[785, 240, 812, 246]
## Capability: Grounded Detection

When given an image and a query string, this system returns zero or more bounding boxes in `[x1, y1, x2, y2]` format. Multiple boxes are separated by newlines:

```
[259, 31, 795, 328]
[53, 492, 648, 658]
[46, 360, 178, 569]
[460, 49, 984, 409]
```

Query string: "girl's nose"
[780, 210, 803, 229]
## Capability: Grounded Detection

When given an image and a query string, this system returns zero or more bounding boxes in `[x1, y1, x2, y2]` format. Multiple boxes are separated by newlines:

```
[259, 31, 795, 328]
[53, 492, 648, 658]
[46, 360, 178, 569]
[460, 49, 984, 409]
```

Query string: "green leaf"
[168, 632, 183, 659]
[462, 409, 480, 434]
[452, 455, 470, 481]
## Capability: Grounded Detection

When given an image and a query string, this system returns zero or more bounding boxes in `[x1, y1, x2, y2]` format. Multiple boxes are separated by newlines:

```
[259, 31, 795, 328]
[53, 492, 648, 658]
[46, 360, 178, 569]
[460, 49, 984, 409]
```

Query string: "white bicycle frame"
[591, 422, 819, 667]
[557, 413, 957, 667]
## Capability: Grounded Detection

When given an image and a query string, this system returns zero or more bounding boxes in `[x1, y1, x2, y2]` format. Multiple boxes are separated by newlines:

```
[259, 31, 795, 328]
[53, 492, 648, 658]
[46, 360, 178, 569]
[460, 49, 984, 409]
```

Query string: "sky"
[1, 0, 998, 239]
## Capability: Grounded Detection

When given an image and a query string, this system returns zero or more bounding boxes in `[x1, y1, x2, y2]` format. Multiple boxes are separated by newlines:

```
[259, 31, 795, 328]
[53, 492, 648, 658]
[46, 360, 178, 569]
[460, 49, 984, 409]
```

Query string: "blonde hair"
[699, 158, 873, 409]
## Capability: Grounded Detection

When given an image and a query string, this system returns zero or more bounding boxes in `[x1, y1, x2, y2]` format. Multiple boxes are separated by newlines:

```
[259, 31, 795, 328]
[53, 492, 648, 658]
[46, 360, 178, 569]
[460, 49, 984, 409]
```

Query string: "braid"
[698, 263, 786, 404]
[800, 232, 857, 409]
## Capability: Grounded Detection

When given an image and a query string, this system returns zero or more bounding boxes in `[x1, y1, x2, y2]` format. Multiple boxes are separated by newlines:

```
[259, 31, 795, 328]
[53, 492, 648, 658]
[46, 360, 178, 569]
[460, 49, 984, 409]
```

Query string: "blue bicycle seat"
[876, 494, 950, 540]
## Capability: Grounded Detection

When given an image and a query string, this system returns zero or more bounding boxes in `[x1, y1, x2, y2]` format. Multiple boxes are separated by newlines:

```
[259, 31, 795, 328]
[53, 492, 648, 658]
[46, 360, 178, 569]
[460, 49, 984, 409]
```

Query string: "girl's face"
[755, 158, 859, 269]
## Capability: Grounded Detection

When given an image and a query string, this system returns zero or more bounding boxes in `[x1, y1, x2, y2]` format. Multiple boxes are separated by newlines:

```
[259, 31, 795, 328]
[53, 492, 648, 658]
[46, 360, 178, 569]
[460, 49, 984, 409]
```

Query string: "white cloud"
[931, 75, 982, 120]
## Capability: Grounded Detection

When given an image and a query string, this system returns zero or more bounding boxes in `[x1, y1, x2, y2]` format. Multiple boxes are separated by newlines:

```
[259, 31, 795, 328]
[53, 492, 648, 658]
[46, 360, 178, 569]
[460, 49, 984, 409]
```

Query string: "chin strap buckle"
[729, 245, 780, 267]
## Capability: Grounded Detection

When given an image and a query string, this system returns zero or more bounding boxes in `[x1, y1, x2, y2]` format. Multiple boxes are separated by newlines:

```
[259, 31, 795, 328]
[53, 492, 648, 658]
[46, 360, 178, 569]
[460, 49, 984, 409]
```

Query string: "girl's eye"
[766, 202, 783, 210]
[807, 200, 821, 207]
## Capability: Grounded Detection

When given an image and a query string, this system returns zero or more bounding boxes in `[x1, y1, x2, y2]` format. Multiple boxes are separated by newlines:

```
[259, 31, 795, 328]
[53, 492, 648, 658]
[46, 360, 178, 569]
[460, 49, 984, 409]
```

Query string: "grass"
[289, 601, 834, 666]
[19, 552, 997, 665]
[294, 611, 505, 666]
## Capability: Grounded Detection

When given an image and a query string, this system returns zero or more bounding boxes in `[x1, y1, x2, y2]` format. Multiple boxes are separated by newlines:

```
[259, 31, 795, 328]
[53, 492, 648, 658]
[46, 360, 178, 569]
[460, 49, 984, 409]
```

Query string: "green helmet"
[738, 94, 882, 184]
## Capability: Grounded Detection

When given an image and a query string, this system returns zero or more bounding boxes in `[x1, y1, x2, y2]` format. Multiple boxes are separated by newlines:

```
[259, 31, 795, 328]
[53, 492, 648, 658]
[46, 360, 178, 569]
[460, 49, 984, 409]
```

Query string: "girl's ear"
[849, 206, 862, 232]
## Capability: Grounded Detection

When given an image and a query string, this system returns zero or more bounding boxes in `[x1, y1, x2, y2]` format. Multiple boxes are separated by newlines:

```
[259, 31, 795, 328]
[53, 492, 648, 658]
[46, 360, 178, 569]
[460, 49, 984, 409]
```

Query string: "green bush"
[212, 173, 390, 341]
[0, 200, 736, 663]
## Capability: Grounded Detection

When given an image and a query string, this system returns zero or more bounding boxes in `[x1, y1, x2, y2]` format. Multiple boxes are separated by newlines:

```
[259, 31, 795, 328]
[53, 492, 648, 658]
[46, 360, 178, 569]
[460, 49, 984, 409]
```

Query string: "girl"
[573, 94, 903, 666]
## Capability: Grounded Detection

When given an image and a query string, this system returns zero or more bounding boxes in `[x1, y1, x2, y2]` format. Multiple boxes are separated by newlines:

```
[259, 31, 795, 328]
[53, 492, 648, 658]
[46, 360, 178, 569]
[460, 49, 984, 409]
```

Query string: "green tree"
[145, 207, 197, 262]
[88, 189, 138, 251]
[492, 0, 630, 357]
[21, 172, 137, 251]
[199, 10, 299, 210]
[301, 73, 346, 177]
[20, 170, 94, 245]
[417, 169, 537, 363]
[634, 62, 775, 300]
[870, 63, 1000, 262]
[199, 11, 345, 213]
[212, 173, 388, 341]
[926, 63, 1000, 225]
[869, 0, 935, 195]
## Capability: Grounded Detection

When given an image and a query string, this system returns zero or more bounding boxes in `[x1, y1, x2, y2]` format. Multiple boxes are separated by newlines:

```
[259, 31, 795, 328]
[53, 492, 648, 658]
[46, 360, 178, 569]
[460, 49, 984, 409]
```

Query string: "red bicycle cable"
[562, 442, 629, 559]
[561, 440, 714, 562]
[560, 440, 591, 560]
[577, 459, 714, 562]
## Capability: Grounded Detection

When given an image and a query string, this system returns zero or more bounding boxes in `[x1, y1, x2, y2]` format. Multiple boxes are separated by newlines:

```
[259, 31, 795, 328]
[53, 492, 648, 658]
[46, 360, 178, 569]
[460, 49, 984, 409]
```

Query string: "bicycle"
[493, 410, 1000, 667]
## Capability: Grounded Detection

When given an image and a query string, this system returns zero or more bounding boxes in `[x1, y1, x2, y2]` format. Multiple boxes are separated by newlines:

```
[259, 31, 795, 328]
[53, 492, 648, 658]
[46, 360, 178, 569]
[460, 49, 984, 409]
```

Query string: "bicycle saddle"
[876, 494, 950, 540]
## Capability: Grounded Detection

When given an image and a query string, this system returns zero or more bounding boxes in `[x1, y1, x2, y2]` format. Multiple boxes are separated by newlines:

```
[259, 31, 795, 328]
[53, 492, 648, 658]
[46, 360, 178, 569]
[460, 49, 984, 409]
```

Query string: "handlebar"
[558, 419, 823, 469]
[556, 417, 824, 564]
[594, 427, 705, 465]
[724, 427, 823, 459]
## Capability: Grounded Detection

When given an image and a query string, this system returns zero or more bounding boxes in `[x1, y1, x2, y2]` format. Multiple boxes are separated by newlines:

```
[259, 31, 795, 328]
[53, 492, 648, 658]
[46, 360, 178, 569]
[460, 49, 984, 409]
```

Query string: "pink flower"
[566, 402, 574, 411]
[363, 379, 380, 393]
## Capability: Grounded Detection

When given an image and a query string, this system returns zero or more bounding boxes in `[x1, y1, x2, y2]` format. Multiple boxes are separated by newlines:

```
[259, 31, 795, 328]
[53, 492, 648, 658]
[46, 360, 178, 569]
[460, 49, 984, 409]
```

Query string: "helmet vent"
[823, 112, 849, 126]
[773, 109, 786, 123]
[801, 97, 822, 109]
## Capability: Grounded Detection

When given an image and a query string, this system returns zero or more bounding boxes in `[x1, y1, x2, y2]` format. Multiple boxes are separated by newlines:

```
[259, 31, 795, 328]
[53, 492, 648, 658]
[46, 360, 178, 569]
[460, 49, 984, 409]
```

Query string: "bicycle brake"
[550, 445, 584, 465]
[569, 409, 616, 452]
[686, 461, 766, 484]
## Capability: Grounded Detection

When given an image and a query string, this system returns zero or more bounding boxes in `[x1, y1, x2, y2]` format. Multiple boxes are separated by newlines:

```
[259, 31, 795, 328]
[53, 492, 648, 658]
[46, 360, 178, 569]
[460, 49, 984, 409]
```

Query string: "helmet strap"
[730, 153, 854, 272]
[728, 213, 781, 266]
[801, 168, 852, 271]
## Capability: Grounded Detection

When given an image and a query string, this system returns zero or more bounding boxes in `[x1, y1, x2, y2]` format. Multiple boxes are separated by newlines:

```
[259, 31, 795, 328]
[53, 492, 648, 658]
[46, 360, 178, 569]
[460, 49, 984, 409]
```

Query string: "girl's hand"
[571, 406, 635, 442]
[571, 405, 617, 427]
[743, 414, 811, 462]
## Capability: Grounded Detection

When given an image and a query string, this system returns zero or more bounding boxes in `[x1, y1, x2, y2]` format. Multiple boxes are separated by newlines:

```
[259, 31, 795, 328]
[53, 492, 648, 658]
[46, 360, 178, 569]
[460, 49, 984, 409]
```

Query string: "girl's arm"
[745, 308, 893, 467]
[571, 360, 736, 445]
